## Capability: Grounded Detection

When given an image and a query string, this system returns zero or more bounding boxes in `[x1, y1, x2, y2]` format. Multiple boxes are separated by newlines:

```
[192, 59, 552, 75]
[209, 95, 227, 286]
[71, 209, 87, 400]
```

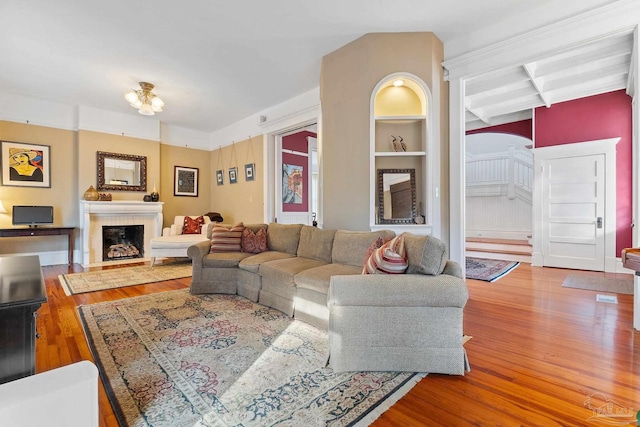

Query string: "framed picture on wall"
[229, 167, 238, 184]
[1, 140, 51, 188]
[216, 170, 224, 186]
[245, 163, 255, 181]
[174, 166, 198, 197]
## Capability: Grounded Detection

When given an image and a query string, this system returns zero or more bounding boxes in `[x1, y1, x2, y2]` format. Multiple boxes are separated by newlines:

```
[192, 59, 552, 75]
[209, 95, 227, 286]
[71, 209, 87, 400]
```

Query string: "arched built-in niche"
[369, 72, 439, 235]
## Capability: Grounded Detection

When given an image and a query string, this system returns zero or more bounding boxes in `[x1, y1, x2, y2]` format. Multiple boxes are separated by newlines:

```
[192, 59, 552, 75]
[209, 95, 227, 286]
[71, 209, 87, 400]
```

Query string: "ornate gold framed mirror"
[97, 151, 147, 192]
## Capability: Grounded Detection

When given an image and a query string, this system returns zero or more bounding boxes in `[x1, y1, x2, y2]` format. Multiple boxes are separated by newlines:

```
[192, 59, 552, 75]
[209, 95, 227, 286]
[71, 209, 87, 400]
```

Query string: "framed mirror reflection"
[377, 168, 416, 224]
[97, 151, 147, 192]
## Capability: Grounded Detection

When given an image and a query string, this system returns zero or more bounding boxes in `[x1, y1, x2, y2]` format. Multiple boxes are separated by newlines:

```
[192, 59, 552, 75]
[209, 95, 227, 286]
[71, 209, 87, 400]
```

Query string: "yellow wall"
[320, 32, 449, 234]
[0, 121, 78, 255]
[0, 121, 77, 228]
[0, 121, 223, 257]
[77, 130, 161, 203]
[210, 136, 264, 224]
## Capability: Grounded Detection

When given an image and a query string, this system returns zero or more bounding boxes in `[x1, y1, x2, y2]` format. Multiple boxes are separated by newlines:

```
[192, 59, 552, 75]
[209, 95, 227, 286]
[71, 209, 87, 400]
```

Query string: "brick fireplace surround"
[80, 200, 163, 267]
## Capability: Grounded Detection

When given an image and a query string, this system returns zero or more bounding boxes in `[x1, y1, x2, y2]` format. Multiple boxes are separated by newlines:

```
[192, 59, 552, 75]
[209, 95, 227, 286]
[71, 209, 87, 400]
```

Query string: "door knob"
[597, 217, 603, 229]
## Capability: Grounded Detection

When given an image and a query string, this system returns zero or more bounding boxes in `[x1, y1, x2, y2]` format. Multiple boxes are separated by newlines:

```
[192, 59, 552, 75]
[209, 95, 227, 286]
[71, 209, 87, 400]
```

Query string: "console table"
[0, 227, 74, 265]
[0, 255, 47, 384]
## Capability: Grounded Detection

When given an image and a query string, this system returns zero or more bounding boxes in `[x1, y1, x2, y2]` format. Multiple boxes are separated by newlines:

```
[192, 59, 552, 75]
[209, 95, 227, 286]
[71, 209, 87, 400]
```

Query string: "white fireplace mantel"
[80, 200, 163, 267]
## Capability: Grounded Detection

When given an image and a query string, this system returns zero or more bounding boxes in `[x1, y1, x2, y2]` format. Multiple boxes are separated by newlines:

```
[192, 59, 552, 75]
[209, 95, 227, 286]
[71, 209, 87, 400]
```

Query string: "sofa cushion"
[267, 223, 302, 255]
[183, 215, 205, 234]
[150, 234, 209, 248]
[294, 263, 362, 294]
[210, 222, 244, 252]
[296, 225, 336, 263]
[202, 251, 253, 268]
[259, 257, 327, 286]
[363, 235, 408, 274]
[241, 227, 268, 253]
[331, 230, 396, 267]
[238, 251, 295, 273]
[403, 233, 448, 275]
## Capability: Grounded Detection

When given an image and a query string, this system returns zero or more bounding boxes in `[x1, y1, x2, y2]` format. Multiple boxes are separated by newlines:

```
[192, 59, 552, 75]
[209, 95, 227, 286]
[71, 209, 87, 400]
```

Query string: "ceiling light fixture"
[393, 79, 404, 87]
[124, 82, 164, 116]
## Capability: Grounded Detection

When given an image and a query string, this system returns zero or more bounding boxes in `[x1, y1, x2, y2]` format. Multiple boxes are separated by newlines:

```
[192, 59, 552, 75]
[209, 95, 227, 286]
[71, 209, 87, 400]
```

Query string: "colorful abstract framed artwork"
[1, 140, 51, 187]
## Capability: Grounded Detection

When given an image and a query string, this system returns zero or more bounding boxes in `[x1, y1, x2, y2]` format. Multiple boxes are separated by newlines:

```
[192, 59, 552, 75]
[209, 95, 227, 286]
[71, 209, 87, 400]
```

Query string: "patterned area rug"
[59, 262, 192, 295]
[78, 290, 424, 427]
[562, 274, 633, 294]
[465, 257, 519, 282]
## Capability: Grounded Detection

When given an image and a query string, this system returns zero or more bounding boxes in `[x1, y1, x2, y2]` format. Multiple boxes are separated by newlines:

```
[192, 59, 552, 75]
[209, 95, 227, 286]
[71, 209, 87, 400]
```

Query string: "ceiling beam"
[464, 100, 491, 125]
[523, 63, 551, 108]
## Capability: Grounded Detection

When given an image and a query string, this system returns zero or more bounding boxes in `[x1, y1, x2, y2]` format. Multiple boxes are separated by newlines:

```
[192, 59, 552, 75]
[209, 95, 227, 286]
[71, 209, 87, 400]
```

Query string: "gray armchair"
[327, 261, 469, 374]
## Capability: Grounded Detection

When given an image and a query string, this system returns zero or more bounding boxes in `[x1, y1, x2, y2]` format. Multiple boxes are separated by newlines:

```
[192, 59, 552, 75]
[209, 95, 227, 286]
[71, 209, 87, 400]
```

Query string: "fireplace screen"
[102, 225, 144, 261]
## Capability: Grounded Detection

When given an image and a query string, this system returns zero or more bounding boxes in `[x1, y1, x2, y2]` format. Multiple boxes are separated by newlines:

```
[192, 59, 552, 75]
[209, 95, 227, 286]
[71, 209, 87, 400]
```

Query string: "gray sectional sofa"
[187, 222, 469, 374]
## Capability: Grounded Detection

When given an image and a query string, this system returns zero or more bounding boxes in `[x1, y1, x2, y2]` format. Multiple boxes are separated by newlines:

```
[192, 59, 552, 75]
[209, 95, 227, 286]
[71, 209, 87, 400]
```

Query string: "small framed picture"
[1, 140, 51, 187]
[229, 167, 238, 184]
[174, 166, 198, 197]
[245, 163, 255, 181]
[216, 169, 224, 186]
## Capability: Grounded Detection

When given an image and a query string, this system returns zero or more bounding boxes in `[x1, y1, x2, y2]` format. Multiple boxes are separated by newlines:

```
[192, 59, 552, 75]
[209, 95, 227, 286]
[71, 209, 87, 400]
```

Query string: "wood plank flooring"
[35, 261, 639, 426]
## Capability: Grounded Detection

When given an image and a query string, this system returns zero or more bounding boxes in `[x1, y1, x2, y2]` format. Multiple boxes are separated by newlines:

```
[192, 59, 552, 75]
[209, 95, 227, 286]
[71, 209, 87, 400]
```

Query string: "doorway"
[465, 132, 533, 262]
[274, 126, 318, 225]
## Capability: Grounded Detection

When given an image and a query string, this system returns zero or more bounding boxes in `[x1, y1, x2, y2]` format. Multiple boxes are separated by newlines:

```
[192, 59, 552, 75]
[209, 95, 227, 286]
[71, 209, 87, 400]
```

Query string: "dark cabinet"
[0, 255, 47, 384]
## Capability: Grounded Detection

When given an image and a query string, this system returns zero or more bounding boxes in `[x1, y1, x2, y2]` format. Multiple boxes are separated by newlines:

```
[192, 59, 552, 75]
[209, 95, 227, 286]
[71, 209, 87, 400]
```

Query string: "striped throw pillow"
[210, 222, 244, 252]
[362, 235, 408, 274]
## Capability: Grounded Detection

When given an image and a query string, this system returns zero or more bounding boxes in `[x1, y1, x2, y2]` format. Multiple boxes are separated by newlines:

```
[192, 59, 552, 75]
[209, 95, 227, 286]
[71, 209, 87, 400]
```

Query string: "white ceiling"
[0, 0, 622, 134]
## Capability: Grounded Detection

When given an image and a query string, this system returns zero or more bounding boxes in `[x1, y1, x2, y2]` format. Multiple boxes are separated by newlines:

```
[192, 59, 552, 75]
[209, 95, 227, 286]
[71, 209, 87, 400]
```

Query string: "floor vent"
[596, 294, 618, 304]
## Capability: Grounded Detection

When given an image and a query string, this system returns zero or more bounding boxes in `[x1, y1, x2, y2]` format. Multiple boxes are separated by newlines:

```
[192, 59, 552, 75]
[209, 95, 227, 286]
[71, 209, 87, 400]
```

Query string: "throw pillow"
[241, 227, 268, 253]
[362, 236, 386, 268]
[362, 235, 408, 274]
[210, 222, 244, 252]
[403, 233, 448, 275]
[183, 216, 205, 234]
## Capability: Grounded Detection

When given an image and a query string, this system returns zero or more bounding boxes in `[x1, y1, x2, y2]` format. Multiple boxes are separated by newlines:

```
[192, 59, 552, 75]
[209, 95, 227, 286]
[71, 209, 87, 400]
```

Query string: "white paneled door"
[542, 154, 605, 271]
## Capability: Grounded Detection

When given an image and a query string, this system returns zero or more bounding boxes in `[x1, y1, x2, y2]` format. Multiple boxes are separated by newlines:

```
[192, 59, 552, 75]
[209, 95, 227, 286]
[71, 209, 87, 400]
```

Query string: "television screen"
[12, 205, 54, 226]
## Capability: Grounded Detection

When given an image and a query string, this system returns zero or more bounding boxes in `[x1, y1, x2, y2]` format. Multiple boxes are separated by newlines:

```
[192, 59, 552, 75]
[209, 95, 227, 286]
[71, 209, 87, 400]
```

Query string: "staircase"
[465, 237, 532, 263]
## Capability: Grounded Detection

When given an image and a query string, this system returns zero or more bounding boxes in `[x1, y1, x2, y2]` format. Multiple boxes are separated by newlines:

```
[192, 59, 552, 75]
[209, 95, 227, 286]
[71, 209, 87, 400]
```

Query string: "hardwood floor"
[36, 262, 639, 426]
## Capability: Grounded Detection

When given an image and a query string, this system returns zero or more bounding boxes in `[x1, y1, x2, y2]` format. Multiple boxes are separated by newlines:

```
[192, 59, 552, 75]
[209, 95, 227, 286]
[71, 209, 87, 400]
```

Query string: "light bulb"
[151, 96, 164, 112]
[124, 90, 139, 104]
[393, 79, 404, 87]
[138, 103, 154, 116]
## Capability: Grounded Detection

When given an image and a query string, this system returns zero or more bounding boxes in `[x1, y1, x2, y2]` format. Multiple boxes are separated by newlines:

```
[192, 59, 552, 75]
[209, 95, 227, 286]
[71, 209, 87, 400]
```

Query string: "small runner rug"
[465, 257, 520, 282]
[562, 274, 633, 295]
[78, 290, 425, 427]
[59, 262, 192, 296]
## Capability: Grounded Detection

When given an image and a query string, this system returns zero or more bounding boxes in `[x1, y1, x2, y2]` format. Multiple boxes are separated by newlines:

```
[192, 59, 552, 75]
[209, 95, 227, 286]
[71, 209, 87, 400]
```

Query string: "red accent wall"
[534, 90, 632, 255]
[466, 119, 532, 139]
[281, 131, 315, 212]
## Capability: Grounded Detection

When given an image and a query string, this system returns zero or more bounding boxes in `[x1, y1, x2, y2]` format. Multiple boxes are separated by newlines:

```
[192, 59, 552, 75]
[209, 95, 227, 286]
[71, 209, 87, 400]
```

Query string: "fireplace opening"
[102, 225, 144, 261]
